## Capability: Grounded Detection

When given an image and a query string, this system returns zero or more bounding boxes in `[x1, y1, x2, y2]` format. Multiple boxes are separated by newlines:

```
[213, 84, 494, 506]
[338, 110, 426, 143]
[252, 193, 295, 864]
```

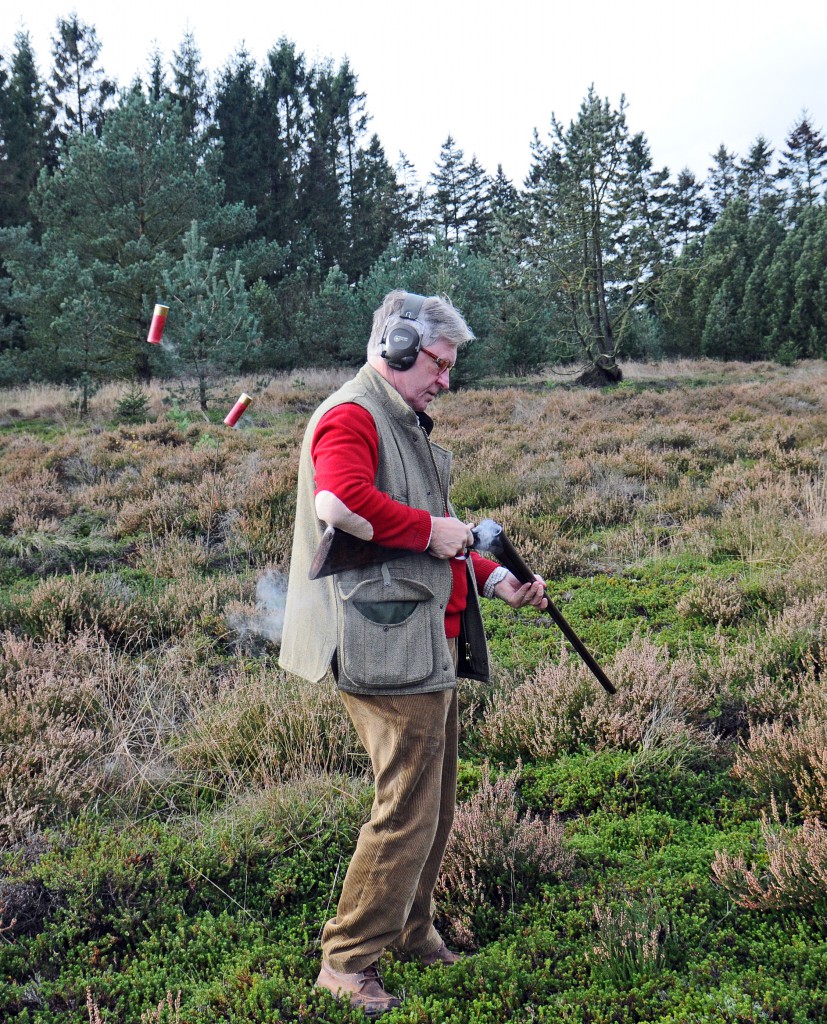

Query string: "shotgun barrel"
[471, 520, 616, 695]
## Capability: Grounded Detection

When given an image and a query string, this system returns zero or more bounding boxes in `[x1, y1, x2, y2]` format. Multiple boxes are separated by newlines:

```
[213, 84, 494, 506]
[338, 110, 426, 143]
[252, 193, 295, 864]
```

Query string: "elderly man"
[280, 290, 546, 1016]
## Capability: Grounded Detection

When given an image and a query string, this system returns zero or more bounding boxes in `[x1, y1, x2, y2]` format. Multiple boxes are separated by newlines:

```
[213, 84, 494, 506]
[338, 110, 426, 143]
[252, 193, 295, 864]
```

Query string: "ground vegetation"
[1, 360, 826, 1021]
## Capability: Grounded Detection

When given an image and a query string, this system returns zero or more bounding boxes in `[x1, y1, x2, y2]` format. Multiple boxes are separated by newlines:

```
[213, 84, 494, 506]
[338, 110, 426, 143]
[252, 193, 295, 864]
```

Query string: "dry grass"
[3, 359, 827, 859]
[172, 663, 364, 788]
[0, 626, 364, 840]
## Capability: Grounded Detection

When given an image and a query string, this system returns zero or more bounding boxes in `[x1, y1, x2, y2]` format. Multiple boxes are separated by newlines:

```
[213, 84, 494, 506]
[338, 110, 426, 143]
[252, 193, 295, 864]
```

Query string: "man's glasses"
[420, 346, 455, 374]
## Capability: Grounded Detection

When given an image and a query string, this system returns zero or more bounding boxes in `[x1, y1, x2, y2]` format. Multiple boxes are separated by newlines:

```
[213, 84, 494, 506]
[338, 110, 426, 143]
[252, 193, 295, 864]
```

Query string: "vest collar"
[358, 363, 433, 434]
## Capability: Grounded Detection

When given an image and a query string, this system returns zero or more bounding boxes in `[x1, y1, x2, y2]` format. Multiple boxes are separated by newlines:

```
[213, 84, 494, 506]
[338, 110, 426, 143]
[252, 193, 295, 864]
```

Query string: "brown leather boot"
[418, 941, 464, 966]
[316, 962, 401, 1016]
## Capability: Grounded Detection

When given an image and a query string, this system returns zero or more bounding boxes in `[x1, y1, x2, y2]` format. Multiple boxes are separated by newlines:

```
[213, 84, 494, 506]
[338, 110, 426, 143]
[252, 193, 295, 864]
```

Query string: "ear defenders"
[380, 293, 426, 370]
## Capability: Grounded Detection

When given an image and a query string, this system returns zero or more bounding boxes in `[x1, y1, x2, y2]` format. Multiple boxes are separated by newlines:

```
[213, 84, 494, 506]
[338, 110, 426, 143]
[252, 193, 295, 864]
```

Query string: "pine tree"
[690, 200, 755, 359]
[429, 136, 471, 245]
[146, 46, 167, 102]
[299, 60, 348, 270]
[48, 14, 115, 144]
[213, 48, 267, 220]
[461, 156, 492, 251]
[0, 32, 54, 227]
[488, 165, 520, 221]
[45, 258, 120, 414]
[765, 207, 827, 359]
[737, 209, 786, 358]
[294, 265, 362, 366]
[525, 88, 674, 382]
[163, 220, 258, 411]
[328, 58, 367, 220]
[0, 92, 254, 384]
[170, 30, 210, 138]
[259, 38, 309, 252]
[777, 113, 827, 219]
[665, 168, 710, 249]
[347, 135, 400, 279]
[708, 144, 738, 217]
[737, 136, 777, 215]
[394, 152, 430, 256]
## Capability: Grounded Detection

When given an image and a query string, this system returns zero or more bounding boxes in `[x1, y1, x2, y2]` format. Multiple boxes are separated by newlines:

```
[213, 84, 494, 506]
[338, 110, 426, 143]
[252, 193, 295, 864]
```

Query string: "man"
[280, 290, 546, 1016]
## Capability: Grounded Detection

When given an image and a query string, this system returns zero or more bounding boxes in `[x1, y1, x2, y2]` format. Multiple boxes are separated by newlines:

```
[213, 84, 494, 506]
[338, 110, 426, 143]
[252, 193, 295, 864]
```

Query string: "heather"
[1, 360, 827, 1022]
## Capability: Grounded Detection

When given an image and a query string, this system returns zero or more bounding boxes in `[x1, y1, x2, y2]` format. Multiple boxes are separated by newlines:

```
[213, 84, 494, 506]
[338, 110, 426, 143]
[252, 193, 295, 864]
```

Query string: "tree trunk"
[576, 359, 623, 387]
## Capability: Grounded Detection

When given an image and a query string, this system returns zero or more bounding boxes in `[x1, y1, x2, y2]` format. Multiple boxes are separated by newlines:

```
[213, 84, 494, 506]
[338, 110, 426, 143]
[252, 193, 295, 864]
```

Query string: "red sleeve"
[470, 550, 502, 593]
[311, 403, 433, 550]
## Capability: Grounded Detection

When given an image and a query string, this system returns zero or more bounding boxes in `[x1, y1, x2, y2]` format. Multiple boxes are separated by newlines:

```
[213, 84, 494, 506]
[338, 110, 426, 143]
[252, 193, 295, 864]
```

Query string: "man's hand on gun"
[427, 516, 475, 559]
[428, 516, 547, 609]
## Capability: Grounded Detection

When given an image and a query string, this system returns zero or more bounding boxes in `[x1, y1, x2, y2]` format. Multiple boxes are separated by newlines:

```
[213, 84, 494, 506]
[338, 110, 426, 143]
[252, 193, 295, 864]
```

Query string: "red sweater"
[311, 403, 500, 638]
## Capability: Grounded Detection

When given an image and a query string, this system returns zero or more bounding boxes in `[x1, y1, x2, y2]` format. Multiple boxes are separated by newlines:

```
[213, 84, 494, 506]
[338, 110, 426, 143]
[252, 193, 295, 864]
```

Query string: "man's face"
[391, 338, 457, 413]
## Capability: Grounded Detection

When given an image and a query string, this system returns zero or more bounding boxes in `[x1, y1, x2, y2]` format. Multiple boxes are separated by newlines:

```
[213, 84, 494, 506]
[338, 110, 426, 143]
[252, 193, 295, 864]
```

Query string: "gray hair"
[366, 290, 474, 358]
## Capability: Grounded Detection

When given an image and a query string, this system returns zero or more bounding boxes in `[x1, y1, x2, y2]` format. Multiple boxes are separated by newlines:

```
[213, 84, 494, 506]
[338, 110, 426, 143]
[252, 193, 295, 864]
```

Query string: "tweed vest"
[279, 363, 490, 694]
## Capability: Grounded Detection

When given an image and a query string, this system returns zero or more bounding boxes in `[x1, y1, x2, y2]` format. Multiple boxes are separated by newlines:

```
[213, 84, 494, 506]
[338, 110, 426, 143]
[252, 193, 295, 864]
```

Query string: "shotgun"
[308, 518, 616, 695]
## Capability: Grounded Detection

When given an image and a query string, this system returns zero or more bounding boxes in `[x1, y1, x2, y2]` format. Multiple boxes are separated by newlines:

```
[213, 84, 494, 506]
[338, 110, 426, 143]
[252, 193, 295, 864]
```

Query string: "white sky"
[4, 0, 827, 188]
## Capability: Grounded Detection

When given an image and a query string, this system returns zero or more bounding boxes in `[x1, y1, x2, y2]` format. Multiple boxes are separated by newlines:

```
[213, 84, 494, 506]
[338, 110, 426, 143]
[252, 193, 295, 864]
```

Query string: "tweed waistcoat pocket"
[336, 568, 435, 687]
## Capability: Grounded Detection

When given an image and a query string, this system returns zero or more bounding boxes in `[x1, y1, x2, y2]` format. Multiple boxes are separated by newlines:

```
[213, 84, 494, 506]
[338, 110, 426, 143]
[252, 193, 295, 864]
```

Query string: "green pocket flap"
[352, 600, 420, 625]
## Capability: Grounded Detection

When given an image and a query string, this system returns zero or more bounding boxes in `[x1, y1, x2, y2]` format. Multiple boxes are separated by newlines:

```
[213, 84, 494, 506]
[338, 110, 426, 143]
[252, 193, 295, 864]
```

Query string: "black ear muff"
[381, 293, 425, 370]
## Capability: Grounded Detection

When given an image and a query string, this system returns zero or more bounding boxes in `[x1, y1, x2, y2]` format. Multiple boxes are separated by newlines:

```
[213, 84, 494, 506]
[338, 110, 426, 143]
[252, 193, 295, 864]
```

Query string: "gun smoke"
[227, 569, 288, 647]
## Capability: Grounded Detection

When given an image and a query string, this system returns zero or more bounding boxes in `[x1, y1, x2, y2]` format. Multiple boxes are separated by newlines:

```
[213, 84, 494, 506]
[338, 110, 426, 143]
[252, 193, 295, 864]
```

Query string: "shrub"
[712, 800, 827, 911]
[0, 631, 106, 841]
[6, 567, 244, 649]
[676, 577, 746, 625]
[114, 384, 152, 425]
[710, 596, 827, 726]
[733, 718, 827, 818]
[435, 762, 573, 947]
[479, 636, 714, 762]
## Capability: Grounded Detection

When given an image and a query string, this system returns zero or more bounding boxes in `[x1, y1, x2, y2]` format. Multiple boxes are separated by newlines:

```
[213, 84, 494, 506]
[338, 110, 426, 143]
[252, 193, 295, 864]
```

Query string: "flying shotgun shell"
[146, 304, 170, 344]
[224, 393, 253, 427]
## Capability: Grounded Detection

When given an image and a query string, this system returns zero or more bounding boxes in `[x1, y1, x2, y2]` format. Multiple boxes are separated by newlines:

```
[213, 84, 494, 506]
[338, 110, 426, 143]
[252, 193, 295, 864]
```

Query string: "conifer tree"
[461, 155, 493, 251]
[525, 88, 673, 381]
[737, 136, 777, 215]
[777, 113, 827, 219]
[294, 264, 362, 366]
[145, 46, 167, 102]
[347, 135, 400, 279]
[259, 38, 309, 252]
[163, 220, 258, 410]
[765, 207, 827, 359]
[666, 169, 710, 249]
[213, 48, 265, 218]
[0, 32, 54, 227]
[394, 152, 430, 256]
[170, 30, 210, 138]
[0, 92, 254, 384]
[46, 259, 119, 414]
[48, 14, 115, 144]
[708, 144, 738, 216]
[430, 135, 471, 245]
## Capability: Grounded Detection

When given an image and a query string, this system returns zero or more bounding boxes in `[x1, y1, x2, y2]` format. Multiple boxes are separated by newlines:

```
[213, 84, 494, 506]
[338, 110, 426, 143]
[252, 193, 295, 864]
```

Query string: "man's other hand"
[493, 573, 548, 609]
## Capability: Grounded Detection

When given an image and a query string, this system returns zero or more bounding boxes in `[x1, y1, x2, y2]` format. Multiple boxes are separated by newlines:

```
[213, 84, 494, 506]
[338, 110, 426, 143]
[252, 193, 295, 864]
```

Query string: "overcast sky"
[4, 0, 827, 188]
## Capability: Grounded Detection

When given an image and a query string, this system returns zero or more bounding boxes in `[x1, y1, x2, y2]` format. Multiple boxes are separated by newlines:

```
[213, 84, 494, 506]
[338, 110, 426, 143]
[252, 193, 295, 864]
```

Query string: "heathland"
[1, 360, 826, 1022]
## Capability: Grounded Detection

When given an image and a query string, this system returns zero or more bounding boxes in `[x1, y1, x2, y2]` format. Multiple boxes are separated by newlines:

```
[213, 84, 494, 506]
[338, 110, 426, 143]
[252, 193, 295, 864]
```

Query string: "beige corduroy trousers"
[321, 655, 459, 972]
